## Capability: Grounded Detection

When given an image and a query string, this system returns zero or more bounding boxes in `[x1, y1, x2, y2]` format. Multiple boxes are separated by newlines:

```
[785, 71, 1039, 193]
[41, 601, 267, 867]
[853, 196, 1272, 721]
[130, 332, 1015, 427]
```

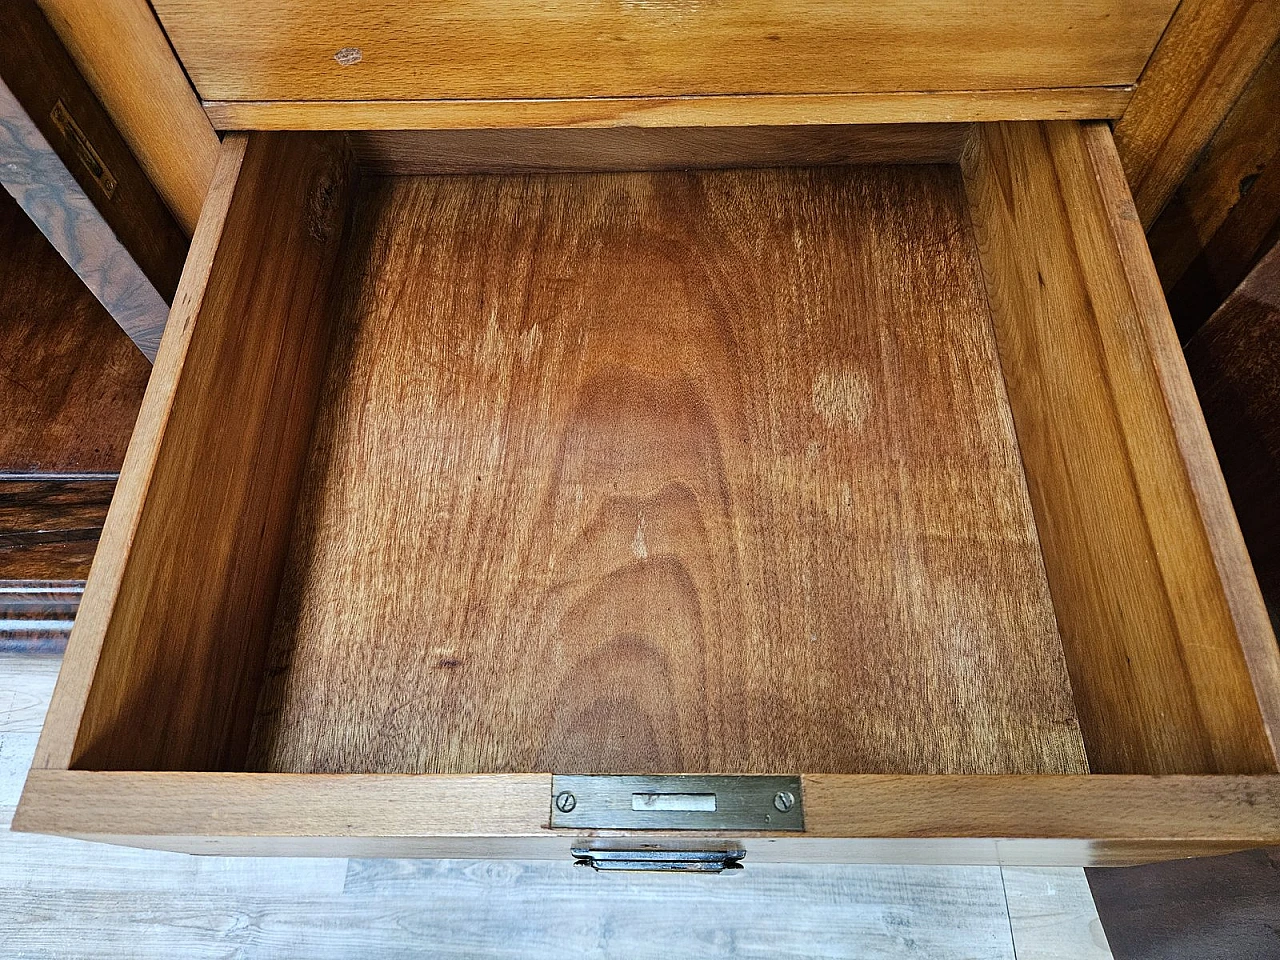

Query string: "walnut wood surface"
[1113, 0, 1280, 227]
[36, 0, 219, 234]
[1185, 241, 1280, 611]
[1148, 40, 1280, 339]
[0, 477, 117, 581]
[34, 132, 354, 773]
[0, 0, 187, 303]
[0, 79, 171, 359]
[17, 124, 1280, 862]
[249, 164, 1086, 777]
[350, 125, 971, 176]
[0, 189, 149, 473]
[963, 121, 1280, 775]
[152, 0, 1173, 110]
[0, 177, 146, 646]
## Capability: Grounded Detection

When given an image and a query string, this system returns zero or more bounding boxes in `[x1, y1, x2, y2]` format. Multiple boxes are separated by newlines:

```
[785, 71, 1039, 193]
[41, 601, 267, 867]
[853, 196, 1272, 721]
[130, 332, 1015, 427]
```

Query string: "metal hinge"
[550, 774, 804, 831]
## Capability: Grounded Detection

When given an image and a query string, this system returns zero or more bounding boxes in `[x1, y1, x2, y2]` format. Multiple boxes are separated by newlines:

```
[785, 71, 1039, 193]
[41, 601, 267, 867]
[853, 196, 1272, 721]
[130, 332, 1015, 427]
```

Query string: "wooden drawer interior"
[253, 154, 1084, 779]
[16, 120, 1280, 861]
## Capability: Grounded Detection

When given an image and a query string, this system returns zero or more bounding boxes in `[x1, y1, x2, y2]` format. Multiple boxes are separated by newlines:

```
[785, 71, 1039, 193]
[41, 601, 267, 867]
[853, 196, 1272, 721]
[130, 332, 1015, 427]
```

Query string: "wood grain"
[1147, 38, 1280, 336]
[1113, 0, 1280, 227]
[205, 88, 1137, 131]
[962, 121, 1280, 774]
[15, 770, 1280, 864]
[0, 477, 117, 582]
[0, 78, 170, 358]
[32, 132, 354, 774]
[1152, 40, 1280, 339]
[1165, 156, 1280, 341]
[0, 0, 187, 303]
[1184, 241, 1280, 609]
[351, 124, 972, 175]
[1080, 124, 1280, 759]
[153, 0, 1173, 107]
[249, 164, 1085, 778]
[0, 174, 147, 651]
[0, 189, 149, 472]
[36, 0, 219, 234]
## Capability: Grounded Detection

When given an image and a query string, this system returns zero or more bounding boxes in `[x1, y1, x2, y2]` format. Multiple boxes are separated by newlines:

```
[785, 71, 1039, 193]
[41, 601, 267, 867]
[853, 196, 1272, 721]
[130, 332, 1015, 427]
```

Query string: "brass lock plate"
[550, 774, 804, 831]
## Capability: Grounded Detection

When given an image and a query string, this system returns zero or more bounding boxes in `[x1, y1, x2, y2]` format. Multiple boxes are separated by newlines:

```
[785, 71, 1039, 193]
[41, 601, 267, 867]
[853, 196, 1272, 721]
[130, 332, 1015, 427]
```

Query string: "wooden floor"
[1, 652, 1112, 958]
[252, 165, 1085, 778]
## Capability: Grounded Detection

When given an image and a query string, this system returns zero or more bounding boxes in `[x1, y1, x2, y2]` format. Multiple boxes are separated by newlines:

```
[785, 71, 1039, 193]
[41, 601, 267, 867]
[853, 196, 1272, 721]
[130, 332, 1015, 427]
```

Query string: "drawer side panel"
[962, 120, 1280, 774]
[32, 131, 354, 772]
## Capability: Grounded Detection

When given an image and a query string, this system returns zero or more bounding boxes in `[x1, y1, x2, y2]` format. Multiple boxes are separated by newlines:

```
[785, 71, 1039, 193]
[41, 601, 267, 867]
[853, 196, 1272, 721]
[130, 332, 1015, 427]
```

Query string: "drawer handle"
[571, 847, 745, 873]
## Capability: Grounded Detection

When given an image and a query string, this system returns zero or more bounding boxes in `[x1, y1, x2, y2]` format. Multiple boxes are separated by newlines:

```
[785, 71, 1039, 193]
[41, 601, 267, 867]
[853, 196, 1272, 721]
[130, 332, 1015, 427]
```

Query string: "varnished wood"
[1147, 40, 1280, 323]
[1150, 40, 1280, 339]
[205, 88, 1137, 131]
[1166, 170, 1280, 343]
[350, 125, 972, 175]
[0, 477, 117, 582]
[1113, 0, 1280, 227]
[249, 164, 1085, 778]
[961, 121, 1280, 774]
[1076, 124, 1280, 747]
[0, 178, 147, 650]
[16, 770, 1280, 865]
[19, 122, 1280, 862]
[153, 0, 1173, 115]
[0, 78, 170, 358]
[36, 0, 220, 234]
[0, 189, 149, 473]
[33, 133, 354, 774]
[1184, 241, 1280, 610]
[0, 1, 187, 303]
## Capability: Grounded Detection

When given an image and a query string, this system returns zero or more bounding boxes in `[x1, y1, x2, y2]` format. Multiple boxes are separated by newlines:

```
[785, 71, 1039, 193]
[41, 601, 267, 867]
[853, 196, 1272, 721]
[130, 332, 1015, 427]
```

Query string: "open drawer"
[15, 120, 1280, 866]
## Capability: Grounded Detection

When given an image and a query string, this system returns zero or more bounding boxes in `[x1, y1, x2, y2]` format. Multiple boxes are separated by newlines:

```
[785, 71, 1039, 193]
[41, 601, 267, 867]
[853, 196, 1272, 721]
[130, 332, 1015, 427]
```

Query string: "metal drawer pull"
[572, 847, 745, 873]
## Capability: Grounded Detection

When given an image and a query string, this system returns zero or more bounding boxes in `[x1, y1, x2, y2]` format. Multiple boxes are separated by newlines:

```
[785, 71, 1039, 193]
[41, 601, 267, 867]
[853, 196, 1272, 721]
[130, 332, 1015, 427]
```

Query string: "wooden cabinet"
[15, 3, 1280, 867]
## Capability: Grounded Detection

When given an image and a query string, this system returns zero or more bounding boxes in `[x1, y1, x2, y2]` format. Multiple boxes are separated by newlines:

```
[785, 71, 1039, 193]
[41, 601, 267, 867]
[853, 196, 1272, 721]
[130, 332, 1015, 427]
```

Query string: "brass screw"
[773, 791, 795, 812]
[555, 791, 577, 813]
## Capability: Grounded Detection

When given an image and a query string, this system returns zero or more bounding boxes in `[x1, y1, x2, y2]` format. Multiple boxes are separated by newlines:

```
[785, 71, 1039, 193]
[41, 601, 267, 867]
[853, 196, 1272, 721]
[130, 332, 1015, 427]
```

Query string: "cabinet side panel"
[961, 120, 1280, 774]
[32, 131, 353, 772]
